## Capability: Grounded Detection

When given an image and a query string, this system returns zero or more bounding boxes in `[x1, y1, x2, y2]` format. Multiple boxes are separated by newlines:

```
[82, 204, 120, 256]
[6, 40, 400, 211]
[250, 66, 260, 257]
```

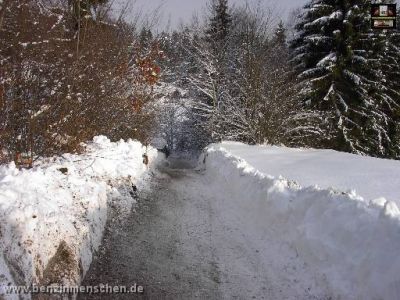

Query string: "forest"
[1, 0, 399, 166]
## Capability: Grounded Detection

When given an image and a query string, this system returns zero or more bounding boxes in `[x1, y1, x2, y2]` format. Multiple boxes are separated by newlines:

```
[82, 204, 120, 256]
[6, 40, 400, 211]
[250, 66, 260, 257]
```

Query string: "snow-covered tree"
[179, 4, 298, 145]
[206, 0, 232, 45]
[274, 21, 287, 46]
[69, 0, 108, 29]
[290, 0, 398, 157]
[380, 9, 400, 158]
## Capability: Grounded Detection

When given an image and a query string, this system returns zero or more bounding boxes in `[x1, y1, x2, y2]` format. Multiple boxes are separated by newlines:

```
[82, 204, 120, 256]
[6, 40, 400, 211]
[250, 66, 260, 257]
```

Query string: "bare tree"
[0, 0, 161, 165]
[178, 2, 297, 145]
[0, 0, 12, 29]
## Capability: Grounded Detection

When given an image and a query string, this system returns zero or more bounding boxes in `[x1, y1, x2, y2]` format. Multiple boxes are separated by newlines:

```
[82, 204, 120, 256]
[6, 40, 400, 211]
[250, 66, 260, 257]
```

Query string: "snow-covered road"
[80, 159, 329, 300]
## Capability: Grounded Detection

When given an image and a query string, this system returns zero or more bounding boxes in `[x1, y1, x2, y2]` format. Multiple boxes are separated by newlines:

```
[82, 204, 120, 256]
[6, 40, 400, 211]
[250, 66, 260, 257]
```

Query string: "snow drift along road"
[0, 136, 158, 299]
[219, 142, 400, 205]
[200, 143, 400, 300]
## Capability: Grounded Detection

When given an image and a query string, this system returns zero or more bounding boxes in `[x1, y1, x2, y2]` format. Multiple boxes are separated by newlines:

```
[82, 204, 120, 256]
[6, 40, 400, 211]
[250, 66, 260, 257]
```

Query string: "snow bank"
[0, 136, 159, 299]
[219, 142, 400, 205]
[200, 143, 400, 300]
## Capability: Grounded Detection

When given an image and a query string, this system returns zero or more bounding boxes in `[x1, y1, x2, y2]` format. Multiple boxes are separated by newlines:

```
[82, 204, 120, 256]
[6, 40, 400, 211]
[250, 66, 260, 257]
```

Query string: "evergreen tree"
[381, 8, 400, 158]
[274, 21, 287, 46]
[206, 0, 232, 44]
[290, 0, 396, 157]
[139, 28, 153, 49]
[69, 0, 108, 30]
[191, 0, 233, 142]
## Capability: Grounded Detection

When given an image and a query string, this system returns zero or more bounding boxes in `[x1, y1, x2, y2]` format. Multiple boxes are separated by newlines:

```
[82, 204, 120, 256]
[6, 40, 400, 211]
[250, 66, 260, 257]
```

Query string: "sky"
[121, 0, 309, 30]
[119, 0, 400, 31]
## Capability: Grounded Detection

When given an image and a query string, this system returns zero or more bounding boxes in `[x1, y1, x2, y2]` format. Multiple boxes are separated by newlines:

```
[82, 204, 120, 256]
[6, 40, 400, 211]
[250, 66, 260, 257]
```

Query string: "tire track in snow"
[79, 159, 329, 300]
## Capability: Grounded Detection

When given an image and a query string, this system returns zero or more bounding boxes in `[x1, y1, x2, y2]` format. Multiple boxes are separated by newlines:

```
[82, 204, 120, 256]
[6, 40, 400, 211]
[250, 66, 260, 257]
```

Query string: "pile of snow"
[0, 136, 159, 298]
[200, 143, 400, 300]
[220, 142, 400, 205]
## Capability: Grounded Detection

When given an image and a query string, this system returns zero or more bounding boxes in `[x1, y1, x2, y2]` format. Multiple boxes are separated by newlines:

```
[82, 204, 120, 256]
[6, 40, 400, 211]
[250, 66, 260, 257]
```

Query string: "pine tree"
[191, 0, 233, 142]
[69, 0, 108, 30]
[381, 8, 400, 158]
[274, 21, 287, 46]
[290, 0, 396, 157]
[206, 0, 232, 44]
[139, 28, 153, 49]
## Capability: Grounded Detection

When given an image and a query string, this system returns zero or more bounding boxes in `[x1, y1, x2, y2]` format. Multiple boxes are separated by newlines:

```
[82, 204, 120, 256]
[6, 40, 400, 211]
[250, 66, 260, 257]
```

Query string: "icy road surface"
[80, 159, 329, 300]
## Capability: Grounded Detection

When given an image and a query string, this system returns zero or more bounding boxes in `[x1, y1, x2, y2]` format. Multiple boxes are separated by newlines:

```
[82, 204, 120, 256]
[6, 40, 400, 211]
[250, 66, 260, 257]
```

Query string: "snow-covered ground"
[200, 143, 400, 300]
[219, 142, 400, 205]
[0, 136, 158, 299]
[2, 137, 399, 299]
